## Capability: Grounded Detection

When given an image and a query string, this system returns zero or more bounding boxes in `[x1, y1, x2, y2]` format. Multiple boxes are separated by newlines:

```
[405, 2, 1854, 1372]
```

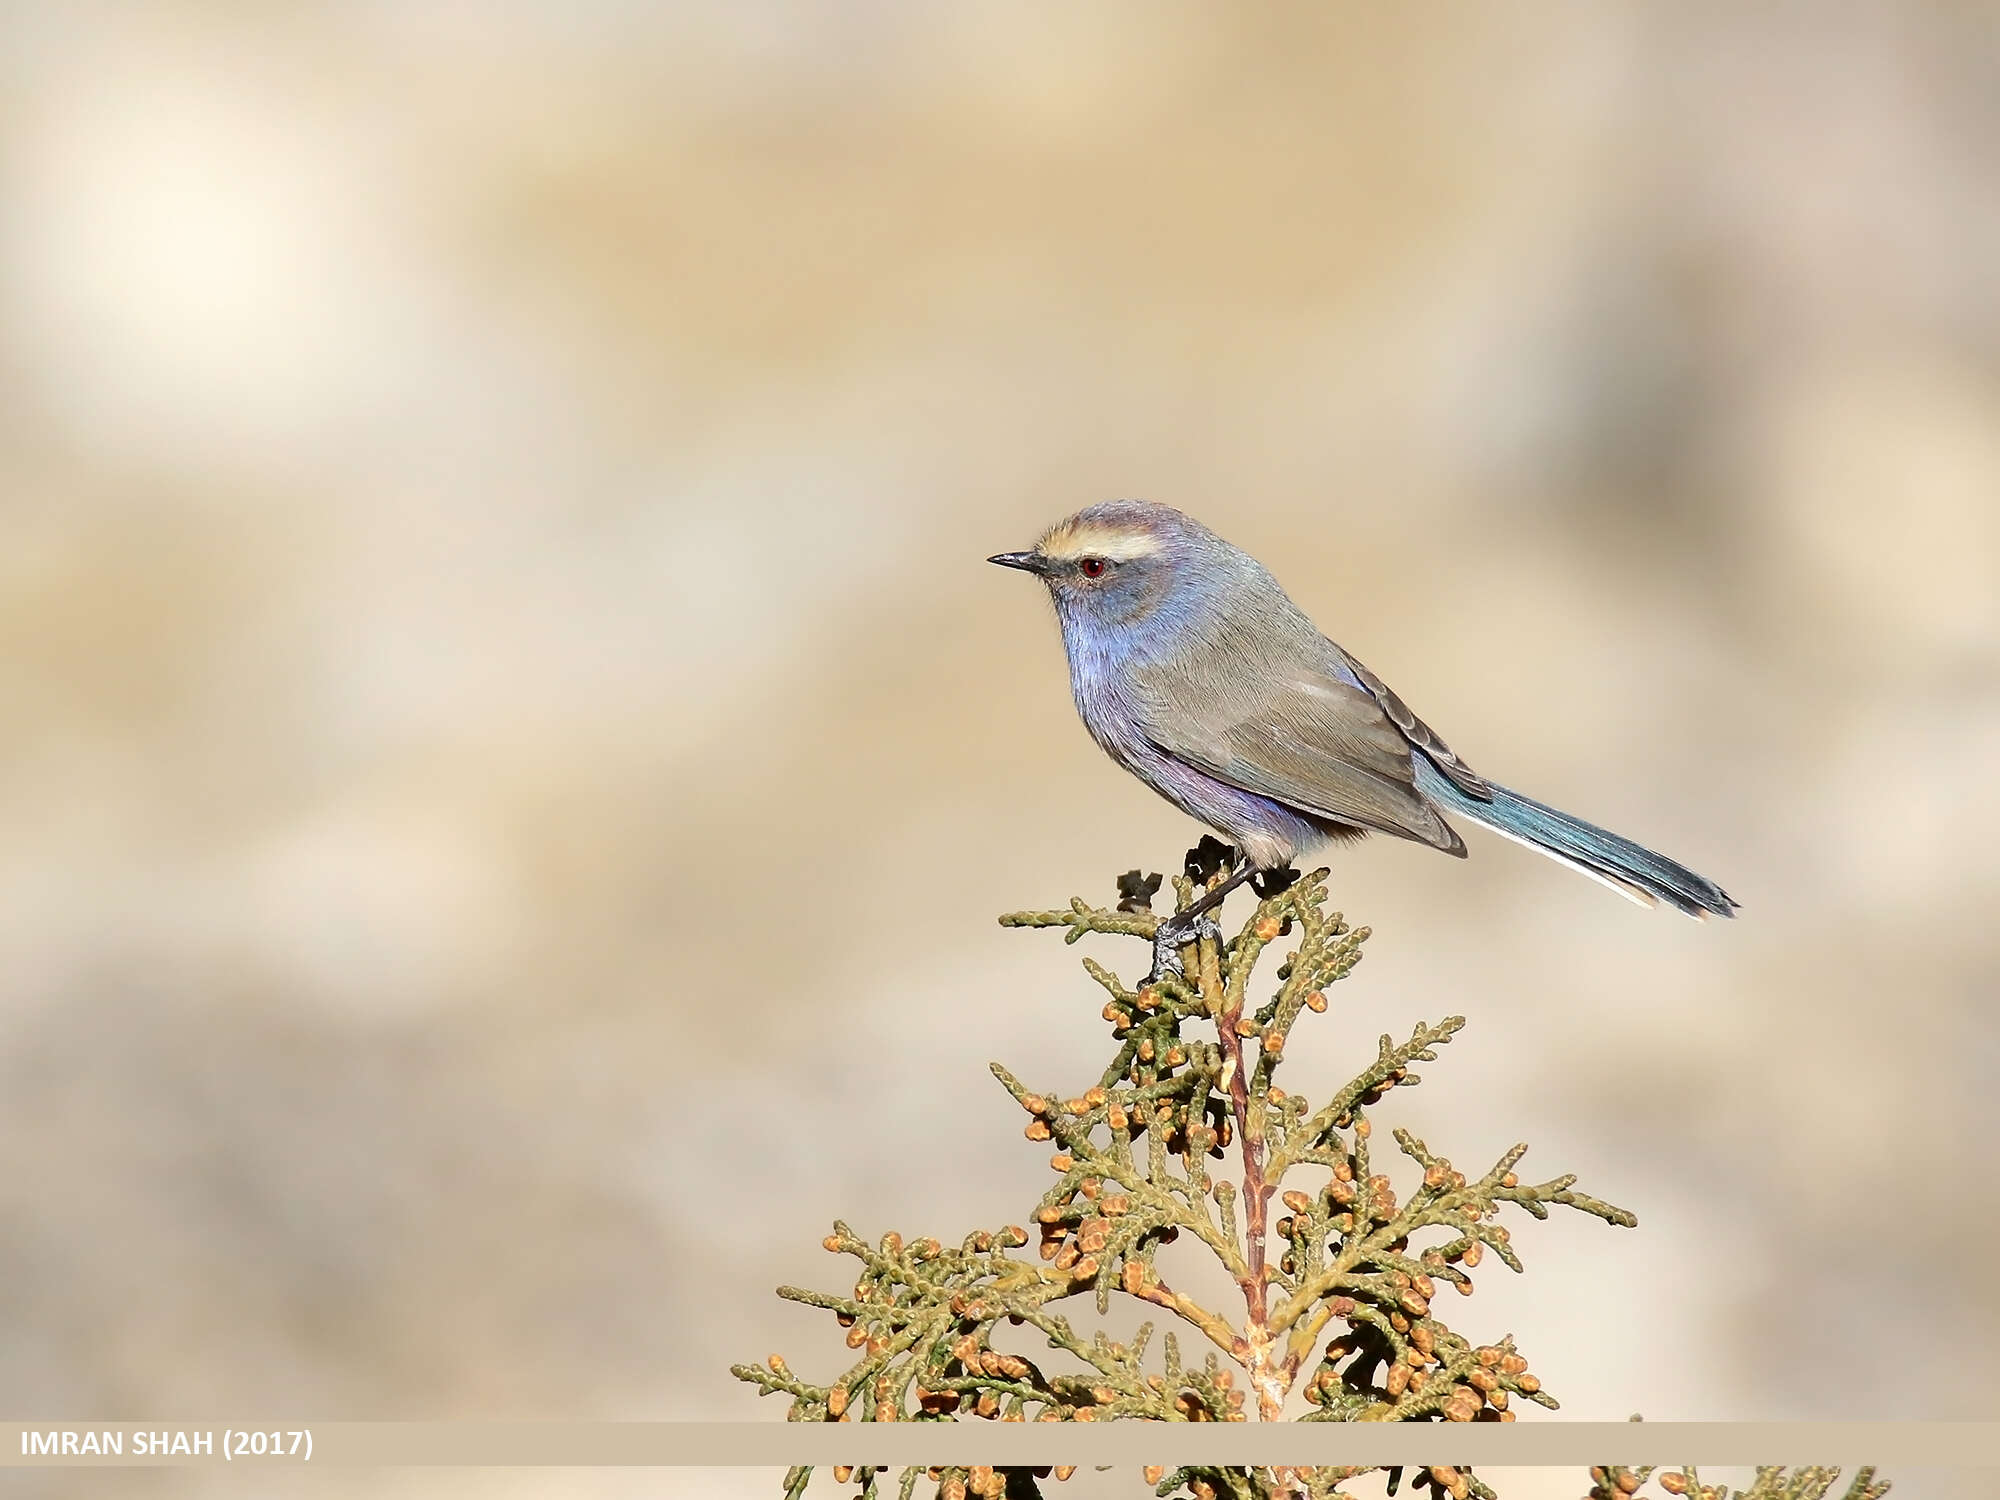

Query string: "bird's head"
[988, 500, 1221, 635]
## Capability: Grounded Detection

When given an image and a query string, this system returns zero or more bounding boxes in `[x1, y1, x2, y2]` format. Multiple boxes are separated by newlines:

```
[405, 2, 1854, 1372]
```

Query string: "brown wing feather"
[1138, 665, 1467, 854]
[1331, 646, 1493, 800]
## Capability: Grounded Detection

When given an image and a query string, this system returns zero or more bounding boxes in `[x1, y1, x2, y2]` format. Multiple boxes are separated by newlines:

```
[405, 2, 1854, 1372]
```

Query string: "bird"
[989, 499, 1736, 979]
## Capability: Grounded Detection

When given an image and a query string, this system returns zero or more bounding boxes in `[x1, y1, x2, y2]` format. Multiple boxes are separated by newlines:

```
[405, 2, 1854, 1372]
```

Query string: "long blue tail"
[1413, 759, 1738, 920]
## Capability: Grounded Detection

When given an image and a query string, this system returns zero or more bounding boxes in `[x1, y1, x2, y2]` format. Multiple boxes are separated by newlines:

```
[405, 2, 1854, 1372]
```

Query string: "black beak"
[987, 551, 1047, 574]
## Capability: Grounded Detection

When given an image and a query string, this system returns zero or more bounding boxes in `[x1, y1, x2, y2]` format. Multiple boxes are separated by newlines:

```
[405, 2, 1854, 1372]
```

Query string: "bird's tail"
[1413, 758, 1738, 920]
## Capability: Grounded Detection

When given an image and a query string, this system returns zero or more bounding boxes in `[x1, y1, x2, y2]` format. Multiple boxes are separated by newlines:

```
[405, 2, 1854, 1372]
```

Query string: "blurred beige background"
[2, 3, 1997, 1498]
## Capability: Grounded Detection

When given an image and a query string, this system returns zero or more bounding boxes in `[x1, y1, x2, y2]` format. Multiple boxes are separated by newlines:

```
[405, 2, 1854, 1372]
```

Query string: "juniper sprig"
[732, 845, 1883, 1500]
[1585, 1467, 1890, 1500]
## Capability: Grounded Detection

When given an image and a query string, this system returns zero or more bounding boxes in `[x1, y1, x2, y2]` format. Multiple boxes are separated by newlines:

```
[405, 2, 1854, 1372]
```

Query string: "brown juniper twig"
[732, 849, 1886, 1500]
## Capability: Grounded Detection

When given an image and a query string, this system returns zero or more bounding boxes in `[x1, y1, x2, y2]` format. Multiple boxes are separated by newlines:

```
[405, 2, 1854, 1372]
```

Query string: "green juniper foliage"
[734, 845, 1887, 1500]
[1584, 1470, 1888, 1500]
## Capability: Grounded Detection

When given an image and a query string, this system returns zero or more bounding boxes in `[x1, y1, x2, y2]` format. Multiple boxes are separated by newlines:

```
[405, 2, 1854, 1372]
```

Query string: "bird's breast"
[1059, 618, 1153, 766]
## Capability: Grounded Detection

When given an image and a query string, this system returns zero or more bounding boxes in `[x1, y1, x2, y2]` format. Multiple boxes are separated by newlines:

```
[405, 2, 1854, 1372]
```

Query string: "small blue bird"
[990, 500, 1736, 978]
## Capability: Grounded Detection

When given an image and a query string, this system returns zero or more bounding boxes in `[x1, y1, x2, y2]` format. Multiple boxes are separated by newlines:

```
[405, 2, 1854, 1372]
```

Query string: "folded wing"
[1329, 645, 1492, 801]
[1134, 660, 1468, 854]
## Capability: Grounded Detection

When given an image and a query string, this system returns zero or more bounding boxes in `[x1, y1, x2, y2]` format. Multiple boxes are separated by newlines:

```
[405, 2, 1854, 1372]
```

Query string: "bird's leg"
[1143, 855, 1263, 986]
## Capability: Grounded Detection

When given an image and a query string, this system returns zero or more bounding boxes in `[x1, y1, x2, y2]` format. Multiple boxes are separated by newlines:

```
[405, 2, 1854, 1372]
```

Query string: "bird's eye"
[1079, 557, 1109, 579]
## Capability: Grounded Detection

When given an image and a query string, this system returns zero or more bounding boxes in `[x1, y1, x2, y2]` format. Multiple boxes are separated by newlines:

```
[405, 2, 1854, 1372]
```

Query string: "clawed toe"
[1160, 912, 1223, 947]
[1143, 911, 1222, 986]
[1140, 945, 1183, 987]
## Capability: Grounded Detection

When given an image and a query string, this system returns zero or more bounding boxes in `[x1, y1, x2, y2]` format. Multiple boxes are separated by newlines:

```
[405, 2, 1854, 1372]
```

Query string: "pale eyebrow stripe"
[1038, 525, 1163, 562]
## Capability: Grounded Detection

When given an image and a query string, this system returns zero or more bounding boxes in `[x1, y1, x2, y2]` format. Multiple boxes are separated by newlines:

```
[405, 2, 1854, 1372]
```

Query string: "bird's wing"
[1328, 644, 1494, 801]
[1133, 660, 1467, 854]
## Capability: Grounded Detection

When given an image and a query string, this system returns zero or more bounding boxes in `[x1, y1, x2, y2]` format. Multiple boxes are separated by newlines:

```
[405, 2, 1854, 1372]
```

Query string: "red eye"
[1079, 557, 1108, 579]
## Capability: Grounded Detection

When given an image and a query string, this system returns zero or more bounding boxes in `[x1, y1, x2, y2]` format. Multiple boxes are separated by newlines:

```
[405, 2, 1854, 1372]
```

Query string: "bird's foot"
[1143, 909, 1224, 986]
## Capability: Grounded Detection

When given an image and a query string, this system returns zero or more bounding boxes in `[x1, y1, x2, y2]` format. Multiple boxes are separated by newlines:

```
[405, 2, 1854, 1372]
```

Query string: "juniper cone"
[989, 500, 1736, 979]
